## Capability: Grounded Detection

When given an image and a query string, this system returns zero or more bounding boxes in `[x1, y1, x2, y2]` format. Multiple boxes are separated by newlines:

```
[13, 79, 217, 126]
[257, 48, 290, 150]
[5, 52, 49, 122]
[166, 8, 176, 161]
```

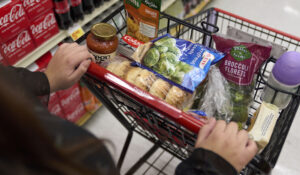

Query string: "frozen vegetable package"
[132, 34, 225, 92]
[212, 34, 272, 123]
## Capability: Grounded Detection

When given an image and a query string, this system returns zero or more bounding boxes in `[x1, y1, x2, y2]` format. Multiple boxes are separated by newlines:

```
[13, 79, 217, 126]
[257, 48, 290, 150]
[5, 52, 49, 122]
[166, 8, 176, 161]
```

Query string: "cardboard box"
[0, 30, 36, 65]
[0, 52, 8, 65]
[29, 10, 59, 46]
[21, 0, 53, 20]
[0, 0, 30, 43]
[64, 102, 86, 122]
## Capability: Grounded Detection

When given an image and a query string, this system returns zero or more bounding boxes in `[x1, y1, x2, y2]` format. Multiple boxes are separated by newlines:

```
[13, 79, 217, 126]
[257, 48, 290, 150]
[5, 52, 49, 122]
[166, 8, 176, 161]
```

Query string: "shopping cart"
[77, 6, 300, 175]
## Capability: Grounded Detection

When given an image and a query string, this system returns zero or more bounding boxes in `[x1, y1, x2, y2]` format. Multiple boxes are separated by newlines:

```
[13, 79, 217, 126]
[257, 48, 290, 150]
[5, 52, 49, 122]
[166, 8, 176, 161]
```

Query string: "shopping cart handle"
[87, 62, 205, 133]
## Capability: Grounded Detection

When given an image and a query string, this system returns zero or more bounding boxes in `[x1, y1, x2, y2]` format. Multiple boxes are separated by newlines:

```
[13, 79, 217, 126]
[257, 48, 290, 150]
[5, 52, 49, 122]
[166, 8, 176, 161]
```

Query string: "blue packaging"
[139, 34, 225, 92]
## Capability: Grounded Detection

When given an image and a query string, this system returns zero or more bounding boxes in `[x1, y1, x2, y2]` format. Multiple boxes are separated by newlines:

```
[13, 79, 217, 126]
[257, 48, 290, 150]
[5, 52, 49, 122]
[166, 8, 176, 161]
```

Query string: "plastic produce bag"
[198, 66, 233, 122]
[212, 34, 272, 124]
[132, 34, 225, 92]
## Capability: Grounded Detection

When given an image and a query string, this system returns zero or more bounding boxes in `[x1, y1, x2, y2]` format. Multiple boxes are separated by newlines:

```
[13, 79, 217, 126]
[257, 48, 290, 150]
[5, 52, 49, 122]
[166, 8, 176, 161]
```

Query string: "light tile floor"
[84, 0, 300, 174]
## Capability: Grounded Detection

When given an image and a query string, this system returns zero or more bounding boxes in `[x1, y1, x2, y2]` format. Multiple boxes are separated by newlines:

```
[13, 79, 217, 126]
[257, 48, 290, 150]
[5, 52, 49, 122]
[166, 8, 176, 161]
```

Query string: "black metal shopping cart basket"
[77, 6, 300, 175]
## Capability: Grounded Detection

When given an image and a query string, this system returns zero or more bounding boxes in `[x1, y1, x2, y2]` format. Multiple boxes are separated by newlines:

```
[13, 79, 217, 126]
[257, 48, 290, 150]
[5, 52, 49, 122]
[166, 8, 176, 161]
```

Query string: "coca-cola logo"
[67, 104, 84, 120]
[22, 0, 41, 7]
[50, 104, 61, 115]
[61, 88, 80, 107]
[2, 31, 31, 54]
[0, 4, 25, 27]
[123, 35, 143, 48]
[30, 13, 56, 35]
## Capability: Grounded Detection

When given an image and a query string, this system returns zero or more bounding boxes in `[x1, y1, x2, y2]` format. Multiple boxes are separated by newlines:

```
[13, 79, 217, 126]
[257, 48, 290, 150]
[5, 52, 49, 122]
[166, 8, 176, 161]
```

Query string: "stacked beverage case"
[53, 0, 111, 29]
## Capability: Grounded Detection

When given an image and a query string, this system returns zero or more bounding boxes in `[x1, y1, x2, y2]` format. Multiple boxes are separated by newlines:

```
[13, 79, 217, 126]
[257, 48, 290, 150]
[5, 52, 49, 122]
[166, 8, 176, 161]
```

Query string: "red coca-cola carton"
[49, 102, 65, 119]
[58, 84, 84, 113]
[21, 0, 53, 20]
[48, 92, 65, 118]
[64, 102, 85, 122]
[0, 0, 30, 43]
[0, 30, 36, 65]
[29, 10, 59, 46]
[0, 52, 8, 65]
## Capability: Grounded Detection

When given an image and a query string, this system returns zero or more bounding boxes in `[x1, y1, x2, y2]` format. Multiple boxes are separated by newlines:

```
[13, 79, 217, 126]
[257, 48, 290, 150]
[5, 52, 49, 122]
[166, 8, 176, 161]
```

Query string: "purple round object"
[272, 51, 300, 86]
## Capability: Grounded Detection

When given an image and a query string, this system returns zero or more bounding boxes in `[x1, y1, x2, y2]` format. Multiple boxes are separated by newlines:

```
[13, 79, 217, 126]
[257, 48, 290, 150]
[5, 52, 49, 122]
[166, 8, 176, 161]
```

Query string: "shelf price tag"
[68, 23, 85, 41]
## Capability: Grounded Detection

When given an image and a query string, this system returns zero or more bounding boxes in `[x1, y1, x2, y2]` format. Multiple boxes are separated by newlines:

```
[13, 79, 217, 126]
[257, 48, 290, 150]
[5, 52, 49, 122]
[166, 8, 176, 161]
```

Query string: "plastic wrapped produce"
[212, 34, 272, 124]
[132, 34, 225, 92]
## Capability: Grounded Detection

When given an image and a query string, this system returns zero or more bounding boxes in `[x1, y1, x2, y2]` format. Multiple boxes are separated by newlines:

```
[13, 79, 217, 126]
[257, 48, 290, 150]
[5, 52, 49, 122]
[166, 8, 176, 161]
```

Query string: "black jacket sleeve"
[0, 65, 50, 96]
[175, 148, 238, 175]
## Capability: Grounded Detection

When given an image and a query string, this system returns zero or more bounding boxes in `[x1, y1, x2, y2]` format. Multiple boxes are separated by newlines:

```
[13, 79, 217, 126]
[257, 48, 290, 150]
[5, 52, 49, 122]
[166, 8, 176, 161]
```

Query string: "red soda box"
[0, 52, 8, 65]
[0, 30, 36, 65]
[0, 0, 30, 43]
[21, 0, 53, 20]
[64, 102, 86, 122]
[58, 84, 83, 114]
[49, 102, 65, 119]
[29, 10, 59, 46]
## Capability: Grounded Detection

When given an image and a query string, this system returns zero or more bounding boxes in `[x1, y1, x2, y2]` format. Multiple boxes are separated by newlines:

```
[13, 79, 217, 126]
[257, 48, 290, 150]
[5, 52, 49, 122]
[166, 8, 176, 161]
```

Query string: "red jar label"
[54, 0, 70, 14]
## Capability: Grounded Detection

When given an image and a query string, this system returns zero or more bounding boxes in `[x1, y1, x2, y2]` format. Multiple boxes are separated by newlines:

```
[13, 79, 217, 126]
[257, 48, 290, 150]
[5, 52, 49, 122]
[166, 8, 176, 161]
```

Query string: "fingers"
[211, 120, 227, 136]
[69, 59, 91, 83]
[196, 118, 216, 147]
[246, 139, 258, 155]
[238, 130, 249, 145]
[225, 122, 239, 136]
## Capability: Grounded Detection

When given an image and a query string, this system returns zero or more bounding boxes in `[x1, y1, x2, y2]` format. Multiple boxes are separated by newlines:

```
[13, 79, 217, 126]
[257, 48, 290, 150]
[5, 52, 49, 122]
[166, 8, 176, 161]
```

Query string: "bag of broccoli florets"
[132, 34, 225, 92]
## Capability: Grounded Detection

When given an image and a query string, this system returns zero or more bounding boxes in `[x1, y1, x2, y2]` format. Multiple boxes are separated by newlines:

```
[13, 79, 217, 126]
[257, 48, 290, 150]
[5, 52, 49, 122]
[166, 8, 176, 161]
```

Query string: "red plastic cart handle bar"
[87, 62, 205, 134]
[214, 8, 300, 42]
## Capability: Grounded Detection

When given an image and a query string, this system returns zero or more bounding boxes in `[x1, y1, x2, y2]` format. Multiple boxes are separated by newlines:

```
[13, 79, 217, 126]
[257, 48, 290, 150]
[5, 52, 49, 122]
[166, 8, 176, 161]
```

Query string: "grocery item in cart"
[262, 51, 300, 109]
[118, 35, 144, 59]
[226, 26, 287, 59]
[87, 23, 119, 65]
[213, 34, 272, 123]
[105, 58, 192, 110]
[124, 0, 161, 43]
[132, 34, 225, 92]
[196, 65, 233, 122]
[248, 102, 279, 151]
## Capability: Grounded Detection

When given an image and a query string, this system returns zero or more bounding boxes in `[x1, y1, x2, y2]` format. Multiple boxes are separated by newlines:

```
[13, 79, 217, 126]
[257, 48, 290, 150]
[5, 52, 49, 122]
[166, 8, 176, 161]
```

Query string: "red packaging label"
[21, 0, 53, 19]
[122, 35, 144, 48]
[64, 102, 85, 122]
[29, 10, 59, 46]
[0, 30, 36, 65]
[48, 102, 65, 119]
[213, 35, 271, 85]
[53, 0, 69, 14]
[48, 92, 59, 107]
[58, 84, 83, 114]
[35, 51, 52, 71]
[0, 0, 30, 42]
[70, 0, 82, 7]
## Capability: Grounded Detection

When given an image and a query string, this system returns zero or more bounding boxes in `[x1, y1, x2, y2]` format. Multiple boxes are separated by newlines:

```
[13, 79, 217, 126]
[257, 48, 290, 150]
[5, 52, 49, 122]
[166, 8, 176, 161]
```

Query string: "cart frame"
[77, 6, 300, 175]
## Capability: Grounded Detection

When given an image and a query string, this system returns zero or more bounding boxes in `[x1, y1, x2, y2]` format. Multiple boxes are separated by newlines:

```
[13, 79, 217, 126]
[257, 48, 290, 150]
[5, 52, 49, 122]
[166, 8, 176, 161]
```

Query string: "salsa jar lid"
[91, 23, 117, 41]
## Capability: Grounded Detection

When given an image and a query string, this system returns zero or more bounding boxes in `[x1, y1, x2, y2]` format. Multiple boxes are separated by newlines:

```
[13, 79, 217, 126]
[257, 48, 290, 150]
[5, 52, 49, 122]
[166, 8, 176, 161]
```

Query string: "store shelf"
[161, 0, 176, 12]
[14, 0, 120, 68]
[76, 104, 102, 126]
[184, 0, 211, 18]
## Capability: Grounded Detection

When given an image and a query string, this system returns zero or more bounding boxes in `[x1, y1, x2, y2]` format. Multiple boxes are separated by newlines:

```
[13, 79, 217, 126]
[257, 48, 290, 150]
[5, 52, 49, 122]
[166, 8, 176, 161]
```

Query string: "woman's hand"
[45, 43, 95, 92]
[195, 118, 258, 172]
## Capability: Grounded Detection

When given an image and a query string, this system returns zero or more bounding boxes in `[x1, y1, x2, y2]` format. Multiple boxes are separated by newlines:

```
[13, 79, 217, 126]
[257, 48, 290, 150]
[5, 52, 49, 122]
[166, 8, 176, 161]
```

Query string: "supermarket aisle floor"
[84, 0, 300, 174]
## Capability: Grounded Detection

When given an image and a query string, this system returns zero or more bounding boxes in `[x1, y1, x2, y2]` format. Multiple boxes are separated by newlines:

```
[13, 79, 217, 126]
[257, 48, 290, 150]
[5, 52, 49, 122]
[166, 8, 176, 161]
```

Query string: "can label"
[54, 0, 69, 14]
[89, 49, 116, 64]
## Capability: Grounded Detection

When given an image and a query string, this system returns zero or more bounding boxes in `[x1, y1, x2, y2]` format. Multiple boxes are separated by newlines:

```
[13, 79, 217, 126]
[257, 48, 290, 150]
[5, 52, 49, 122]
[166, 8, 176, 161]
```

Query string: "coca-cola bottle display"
[93, 0, 103, 7]
[82, 0, 95, 14]
[53, 0, 73, 29]
[70, 0, 84, 22]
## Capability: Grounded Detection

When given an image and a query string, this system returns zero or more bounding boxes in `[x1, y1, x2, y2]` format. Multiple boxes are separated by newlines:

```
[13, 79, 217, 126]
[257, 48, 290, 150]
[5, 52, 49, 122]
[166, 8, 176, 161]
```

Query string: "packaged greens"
[212, 34, 272, 124]
[132, 34, 225, 92]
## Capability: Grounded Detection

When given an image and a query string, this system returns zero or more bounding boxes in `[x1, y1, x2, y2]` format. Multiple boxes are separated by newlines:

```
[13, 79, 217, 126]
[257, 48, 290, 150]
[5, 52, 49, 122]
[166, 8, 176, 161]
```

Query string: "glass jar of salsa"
[87, 23, 118, 65]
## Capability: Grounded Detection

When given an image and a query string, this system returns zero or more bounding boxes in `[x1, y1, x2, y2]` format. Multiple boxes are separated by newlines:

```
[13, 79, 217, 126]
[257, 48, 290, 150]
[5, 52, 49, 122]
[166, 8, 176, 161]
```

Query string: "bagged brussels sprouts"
[132, 34, 225, 92]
